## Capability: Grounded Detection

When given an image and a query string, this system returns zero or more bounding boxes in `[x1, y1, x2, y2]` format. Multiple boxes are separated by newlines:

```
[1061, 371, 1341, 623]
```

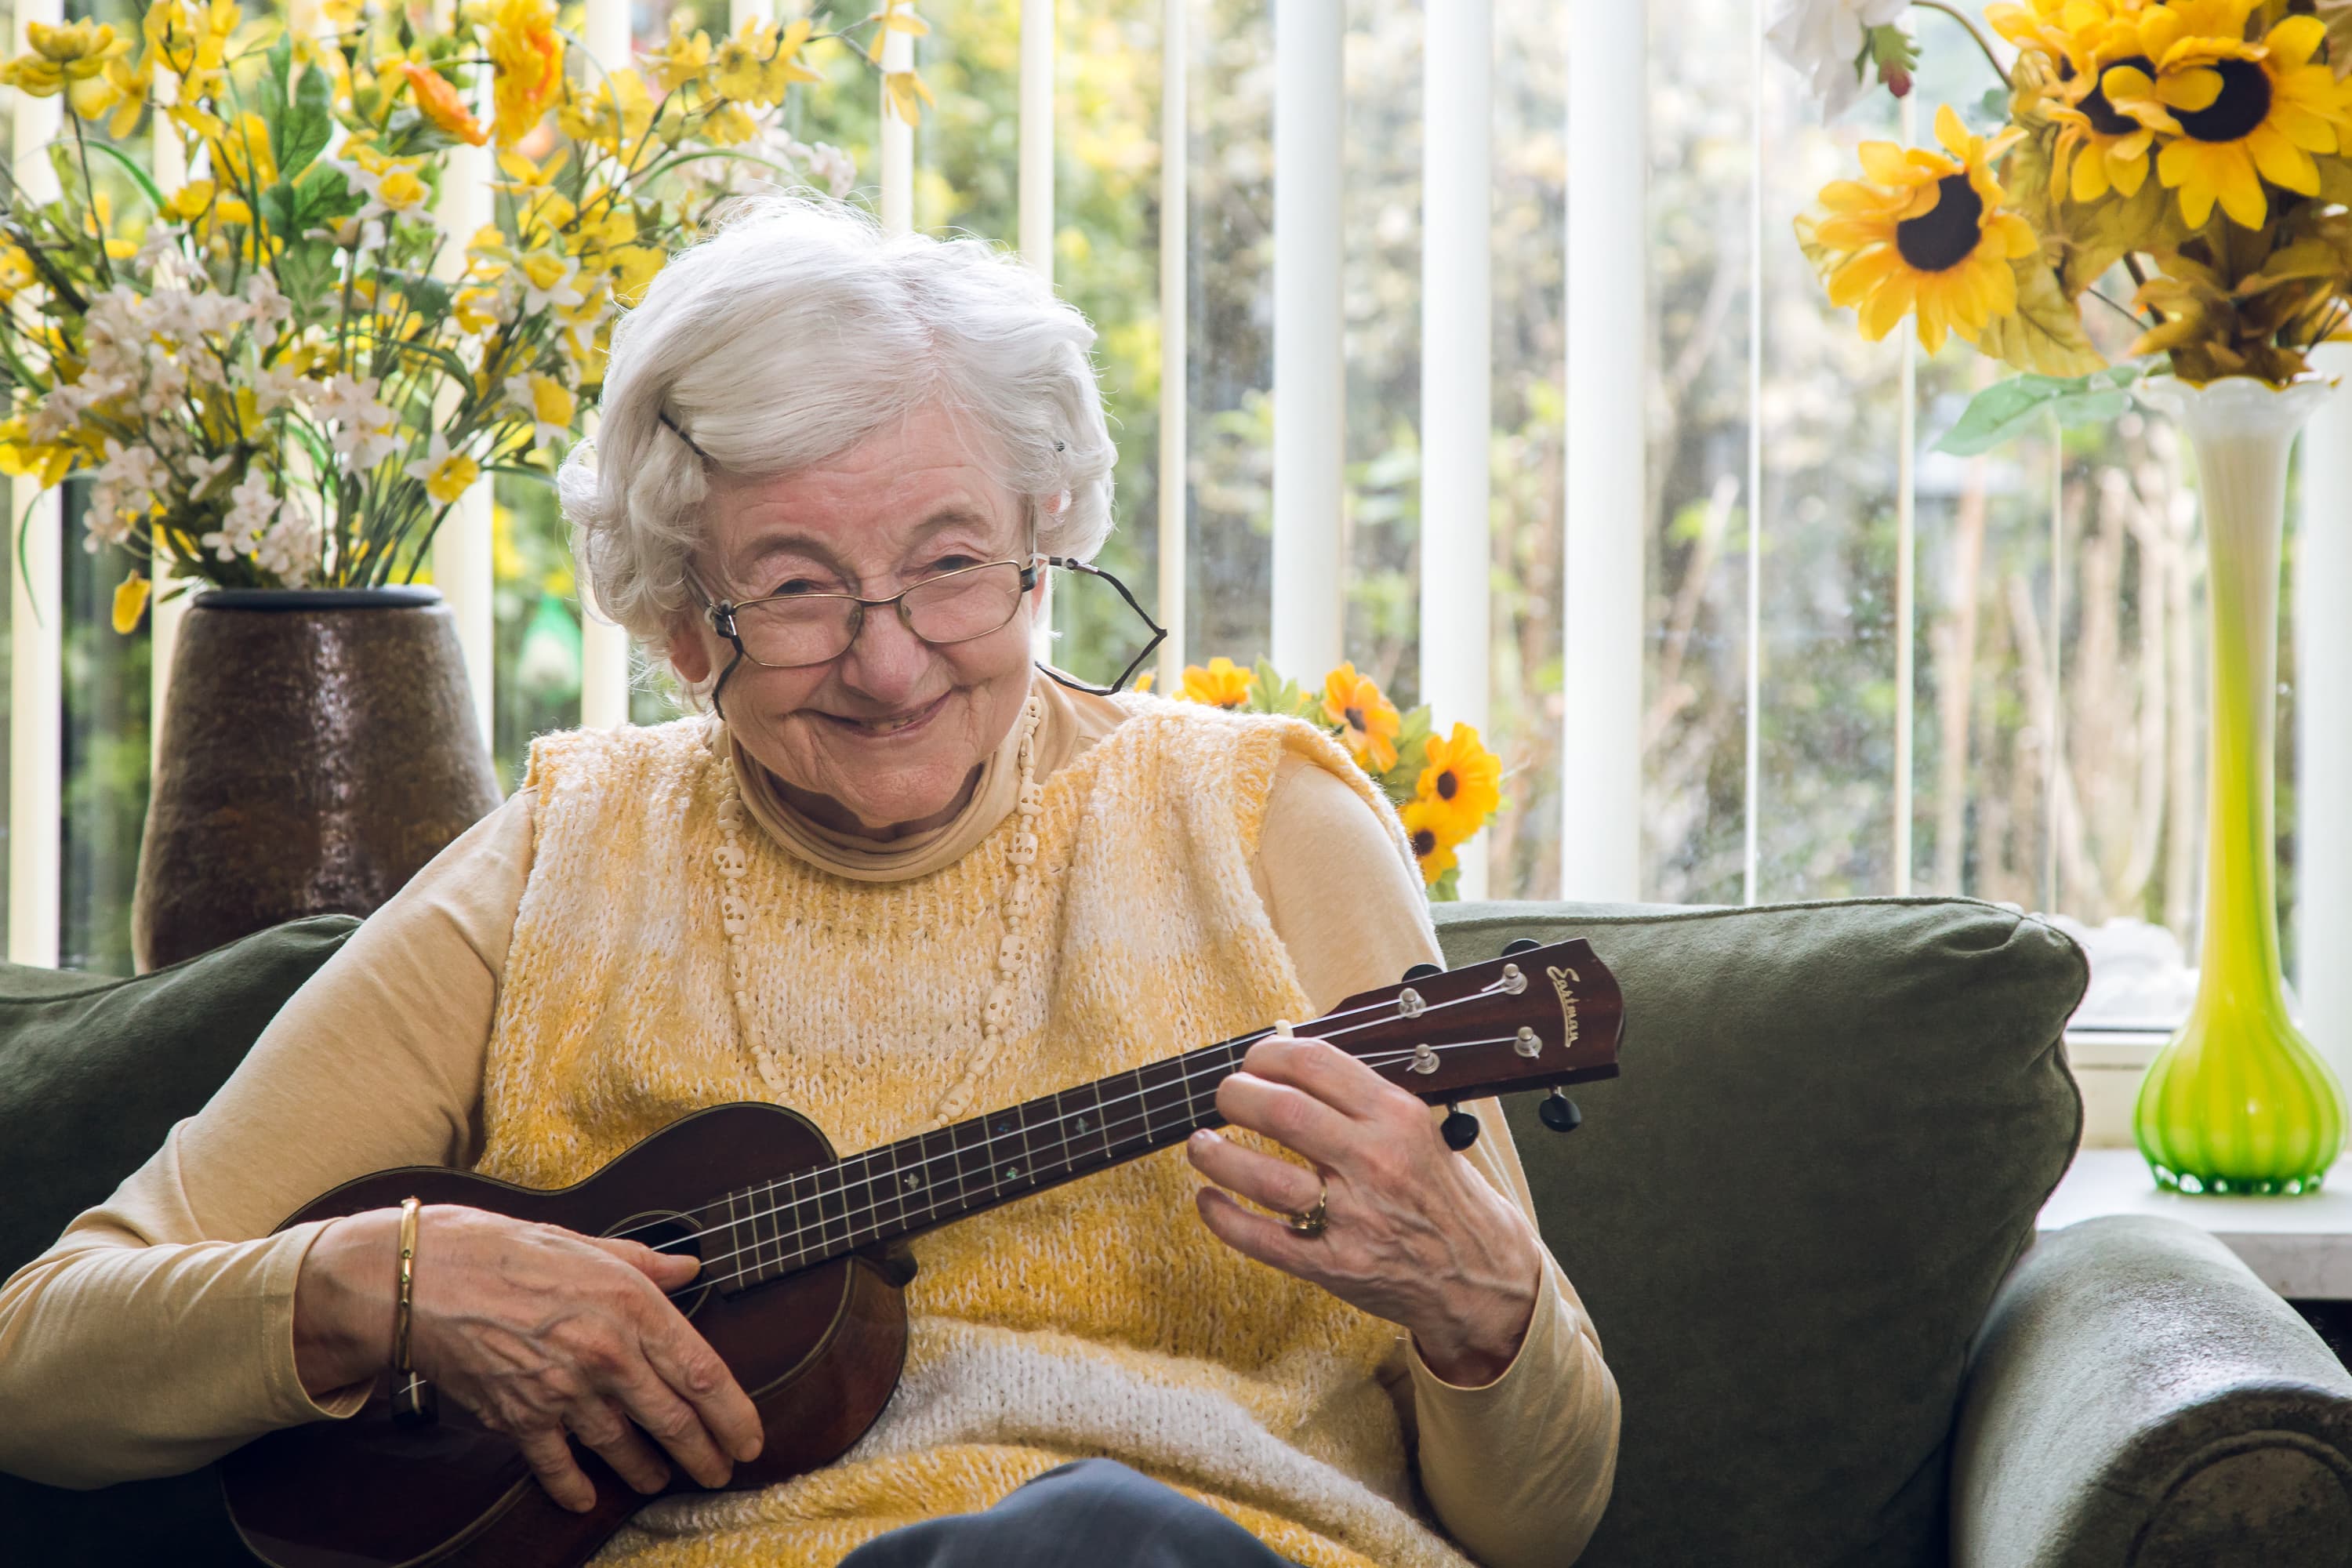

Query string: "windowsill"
[2039, 1148, 2352, 1299]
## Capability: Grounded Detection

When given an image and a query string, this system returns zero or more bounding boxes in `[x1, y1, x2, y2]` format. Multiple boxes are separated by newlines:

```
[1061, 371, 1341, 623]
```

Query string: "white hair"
[557, 194, 1116, 670]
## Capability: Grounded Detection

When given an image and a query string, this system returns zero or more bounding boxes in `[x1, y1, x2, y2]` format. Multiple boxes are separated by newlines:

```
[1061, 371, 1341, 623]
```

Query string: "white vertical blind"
[881, 25, 915, 234]
[432, 94, 495, 752]
[8, 0, 62, 964]
[1020, 0, 1055, 663]
[1270, 0, 1344, 681]
[579, 0, 635, 730]
[2298, 343, 2352, 1080]
[1418, 0, 1493, 899]
[1559, 0, 1647, 902]
[1156, 0, 1187, 691]
[1742, 0, 1763, 905]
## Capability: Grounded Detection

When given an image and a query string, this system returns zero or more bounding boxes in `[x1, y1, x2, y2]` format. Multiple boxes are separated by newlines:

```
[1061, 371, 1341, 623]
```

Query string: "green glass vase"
[2134, 375, 2347, 1194]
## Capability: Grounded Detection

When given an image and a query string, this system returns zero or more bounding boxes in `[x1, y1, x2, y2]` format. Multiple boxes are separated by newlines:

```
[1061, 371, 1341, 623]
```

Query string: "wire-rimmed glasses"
[702, 557, 1041, 669]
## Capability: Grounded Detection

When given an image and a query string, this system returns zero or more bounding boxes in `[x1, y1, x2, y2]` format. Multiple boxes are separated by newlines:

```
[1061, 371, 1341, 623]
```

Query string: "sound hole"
[609, 1210, 713, 1319]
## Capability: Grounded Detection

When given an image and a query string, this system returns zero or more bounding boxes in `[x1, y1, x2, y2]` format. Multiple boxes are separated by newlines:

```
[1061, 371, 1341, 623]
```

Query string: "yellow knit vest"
[477, 699, 1475, 1568]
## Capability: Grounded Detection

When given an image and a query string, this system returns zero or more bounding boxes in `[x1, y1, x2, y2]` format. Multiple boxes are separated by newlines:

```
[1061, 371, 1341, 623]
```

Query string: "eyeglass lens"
[733, 561, 1028, 667]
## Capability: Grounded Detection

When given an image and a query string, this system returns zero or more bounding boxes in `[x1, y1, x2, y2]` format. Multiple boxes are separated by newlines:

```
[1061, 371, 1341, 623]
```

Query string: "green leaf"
[1247, 656, 1309, 719]
[1933, 362, 2149, 455]
[82, 140, 164, 213]
[1427, 865, 1461, 904]
[278, 60, 335, 183]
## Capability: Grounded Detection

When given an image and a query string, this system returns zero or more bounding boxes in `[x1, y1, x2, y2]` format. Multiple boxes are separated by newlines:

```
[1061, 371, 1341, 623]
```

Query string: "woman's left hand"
[1186, 1031, 1544, 1386]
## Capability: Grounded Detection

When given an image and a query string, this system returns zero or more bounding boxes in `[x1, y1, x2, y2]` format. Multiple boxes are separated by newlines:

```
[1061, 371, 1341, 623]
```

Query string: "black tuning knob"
[1402, 962, 1444, 982]
[1537, 1088, 1582, 1133]
[1441, 1104, 1482, 1150]
[1501, 938, 1543, 957]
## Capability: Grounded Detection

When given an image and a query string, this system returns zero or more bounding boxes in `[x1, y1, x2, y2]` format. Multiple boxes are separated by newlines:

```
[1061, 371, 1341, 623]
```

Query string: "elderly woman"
[0, 196, 1616, 1567]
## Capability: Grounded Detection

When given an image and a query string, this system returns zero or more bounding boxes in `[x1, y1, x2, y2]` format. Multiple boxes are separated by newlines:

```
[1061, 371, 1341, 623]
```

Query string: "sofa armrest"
[1953, 1214, 2352, 1568]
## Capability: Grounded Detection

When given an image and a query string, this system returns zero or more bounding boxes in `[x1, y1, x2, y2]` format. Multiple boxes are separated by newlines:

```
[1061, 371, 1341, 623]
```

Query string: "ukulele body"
[220, 1101, 909, 1568]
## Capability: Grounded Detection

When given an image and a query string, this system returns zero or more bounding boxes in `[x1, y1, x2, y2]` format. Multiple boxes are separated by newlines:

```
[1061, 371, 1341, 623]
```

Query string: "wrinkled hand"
[295, 1204, 764, 1513]
[1185, 1033, 1544, 1385]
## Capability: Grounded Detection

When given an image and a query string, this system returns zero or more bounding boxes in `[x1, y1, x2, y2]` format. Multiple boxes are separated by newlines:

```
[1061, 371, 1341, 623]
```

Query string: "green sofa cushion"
[1432, 898, 2085, 1568]
[0, 914, 358, 1564]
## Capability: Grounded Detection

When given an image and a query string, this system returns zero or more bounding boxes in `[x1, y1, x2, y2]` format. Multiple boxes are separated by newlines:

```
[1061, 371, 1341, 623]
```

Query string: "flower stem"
[1912, 0, 2012, 86]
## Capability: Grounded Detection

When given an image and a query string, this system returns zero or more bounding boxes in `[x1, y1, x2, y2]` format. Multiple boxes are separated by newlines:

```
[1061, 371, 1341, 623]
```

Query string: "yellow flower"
[884, 69, 935, 127]
[710, 20, 776, 102]
[493, 147, 577, 235]
[209, 111, 278, 195]
[1322, 662, 1402, 774]
[1805, 103, 2041, 354]
[484, 0, 564, 147]
[0, 19, 129, 97]
[1399, 797, 1461, 887]
[404, 432, 481, 505]
[1999, 0, 2173, 204]
[401, 60, 488, 147]
[863, 2, 930, 64]
[71, 50, 151, 138]
[2103, 1, 2352, 228]
[0, 243, 37, 302]
[1179, 655, 1254, 709]
[604, 243, 664, 304]
[1414, 723, 1502, 844]
[648, 15, 713, 94]
[557, 67, 655, 154]
[1133, 670, 1156, 693]
[111, 572, 150, 634]
[700, 102, 760, 145]
[761, 18, 823, 97]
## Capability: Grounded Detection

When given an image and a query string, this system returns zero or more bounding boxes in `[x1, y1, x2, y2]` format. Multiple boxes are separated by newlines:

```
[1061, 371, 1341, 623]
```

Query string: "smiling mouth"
[822, 691, 949, 737]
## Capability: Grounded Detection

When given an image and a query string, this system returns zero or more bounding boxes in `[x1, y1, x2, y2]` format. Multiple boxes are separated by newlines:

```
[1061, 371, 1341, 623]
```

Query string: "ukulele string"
[601, 980, 1461, 1250]
[631, 978, 1515, 1261]
[661, 978, 1537, 1285]
[674, 1032, 1541, 1294]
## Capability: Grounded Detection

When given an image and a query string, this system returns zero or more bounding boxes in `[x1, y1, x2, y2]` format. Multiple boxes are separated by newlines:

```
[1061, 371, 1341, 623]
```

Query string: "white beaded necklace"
[704, 691, 1047, 1129]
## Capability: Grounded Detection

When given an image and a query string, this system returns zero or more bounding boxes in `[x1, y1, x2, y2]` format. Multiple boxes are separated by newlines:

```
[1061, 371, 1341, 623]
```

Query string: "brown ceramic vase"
[132, 586, 503, 972]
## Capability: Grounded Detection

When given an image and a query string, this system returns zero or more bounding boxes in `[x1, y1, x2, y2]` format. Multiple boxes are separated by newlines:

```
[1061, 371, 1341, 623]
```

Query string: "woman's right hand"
[292, 1203, 764, 1512]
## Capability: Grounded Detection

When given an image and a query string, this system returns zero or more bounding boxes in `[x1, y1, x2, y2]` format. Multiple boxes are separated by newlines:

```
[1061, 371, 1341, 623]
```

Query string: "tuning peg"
[1537, 1088, 1582, 1133]
[1441, 1103, 1482, 1150]
[1501, 938, 1543, 957]
[1402, 962, 1444, 982]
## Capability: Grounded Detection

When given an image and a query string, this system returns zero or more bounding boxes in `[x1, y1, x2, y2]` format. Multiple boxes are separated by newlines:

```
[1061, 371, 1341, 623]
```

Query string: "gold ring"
[1284, 1177, 1329, 1237]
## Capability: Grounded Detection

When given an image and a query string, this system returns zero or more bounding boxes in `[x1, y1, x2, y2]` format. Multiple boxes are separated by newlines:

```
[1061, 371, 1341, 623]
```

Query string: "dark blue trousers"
[837, 1458, 1302, 1567]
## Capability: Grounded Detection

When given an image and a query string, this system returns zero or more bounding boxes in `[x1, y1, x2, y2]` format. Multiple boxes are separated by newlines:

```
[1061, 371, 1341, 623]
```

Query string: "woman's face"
[668, 402, 1044, 837]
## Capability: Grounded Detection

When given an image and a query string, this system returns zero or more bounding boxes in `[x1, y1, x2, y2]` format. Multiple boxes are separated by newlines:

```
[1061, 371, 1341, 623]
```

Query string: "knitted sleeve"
[1254, 757, 1621, 1568]
[0, 791, 534, 1486]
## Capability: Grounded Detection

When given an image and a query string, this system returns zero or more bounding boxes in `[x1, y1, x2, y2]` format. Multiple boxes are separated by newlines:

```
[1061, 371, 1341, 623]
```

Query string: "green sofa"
[4, 896, 2351, 1566]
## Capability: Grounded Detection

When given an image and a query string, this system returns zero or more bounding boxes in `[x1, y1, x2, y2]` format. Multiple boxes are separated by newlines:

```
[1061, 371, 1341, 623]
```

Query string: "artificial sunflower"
[1399, 798, 1461, 887]
[1806, 103, 2039, 353]
[1322, 662, 1402, 774]
[484, 0, 563, 147]
[1414, 723, 1502, 844]
[1180, 656, 1253, 709]
[2020, 0, 2175, 203]
[2103, 0, 2352, 227]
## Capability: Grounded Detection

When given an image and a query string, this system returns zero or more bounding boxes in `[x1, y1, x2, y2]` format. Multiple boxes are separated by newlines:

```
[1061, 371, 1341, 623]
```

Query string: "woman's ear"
[667, 614, 714, 684]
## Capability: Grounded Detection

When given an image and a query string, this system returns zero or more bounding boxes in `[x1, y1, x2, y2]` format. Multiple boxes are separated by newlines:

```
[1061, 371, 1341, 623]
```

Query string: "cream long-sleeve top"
[0, 674, 1617, 1568]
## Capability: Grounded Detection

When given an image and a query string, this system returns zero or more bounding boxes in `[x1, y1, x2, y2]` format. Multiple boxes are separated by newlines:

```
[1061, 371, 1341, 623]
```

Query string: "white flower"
[184, 450, 236, 498]
[133, 222, 184, 280]
[244, 270, 292, 337]
[251, 360, 307, 418]
[514, 251, 586, 314]
[329, 155, 434, 226]
[338, 422, 402, 473]
[315, 372, 394, 433]
[806, 141, 855, 199]
[1765, 0, 1907, 119]
[255, 496, 321, 584]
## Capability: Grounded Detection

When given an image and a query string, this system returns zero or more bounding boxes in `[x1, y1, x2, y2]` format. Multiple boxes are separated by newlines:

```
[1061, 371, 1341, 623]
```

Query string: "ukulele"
[220, 938, 1622, 1567]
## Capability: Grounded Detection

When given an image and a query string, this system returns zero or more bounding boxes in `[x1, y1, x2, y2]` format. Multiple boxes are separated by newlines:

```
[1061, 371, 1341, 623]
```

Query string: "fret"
[985, 1104, 1033, 1200]
[1041, 1083, 1087, 1178]
[1087, 1077, 1116, 1167]
[757, 1176, 782, 1281]
[944, 1113, 988, 1221]
[838, 1148, 884, 1250]
[878, 1137, 909, 1241]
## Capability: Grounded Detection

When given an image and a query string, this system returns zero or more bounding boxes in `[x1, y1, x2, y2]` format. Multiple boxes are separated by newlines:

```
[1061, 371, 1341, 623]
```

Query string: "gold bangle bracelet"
[393, 1196, 421, 1374]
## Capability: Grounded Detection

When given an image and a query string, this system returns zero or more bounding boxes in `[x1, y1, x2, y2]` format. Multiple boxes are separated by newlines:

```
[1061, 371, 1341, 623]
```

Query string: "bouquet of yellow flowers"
[1791, 0, 2352, 444]
[1147, 655, 1504, 899]
[0, 0, 927, 620]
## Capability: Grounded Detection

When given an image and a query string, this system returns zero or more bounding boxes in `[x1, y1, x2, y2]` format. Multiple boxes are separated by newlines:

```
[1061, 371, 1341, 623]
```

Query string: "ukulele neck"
[710, 1030, 1254, 1294]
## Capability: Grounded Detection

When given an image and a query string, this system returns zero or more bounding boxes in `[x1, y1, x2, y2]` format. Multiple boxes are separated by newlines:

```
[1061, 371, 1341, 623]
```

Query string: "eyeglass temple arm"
[1038, 557, 1167, 695]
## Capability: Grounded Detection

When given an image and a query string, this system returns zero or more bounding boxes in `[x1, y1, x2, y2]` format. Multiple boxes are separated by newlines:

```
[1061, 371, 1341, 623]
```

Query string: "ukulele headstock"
[1316, 938, 1622, 1105]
